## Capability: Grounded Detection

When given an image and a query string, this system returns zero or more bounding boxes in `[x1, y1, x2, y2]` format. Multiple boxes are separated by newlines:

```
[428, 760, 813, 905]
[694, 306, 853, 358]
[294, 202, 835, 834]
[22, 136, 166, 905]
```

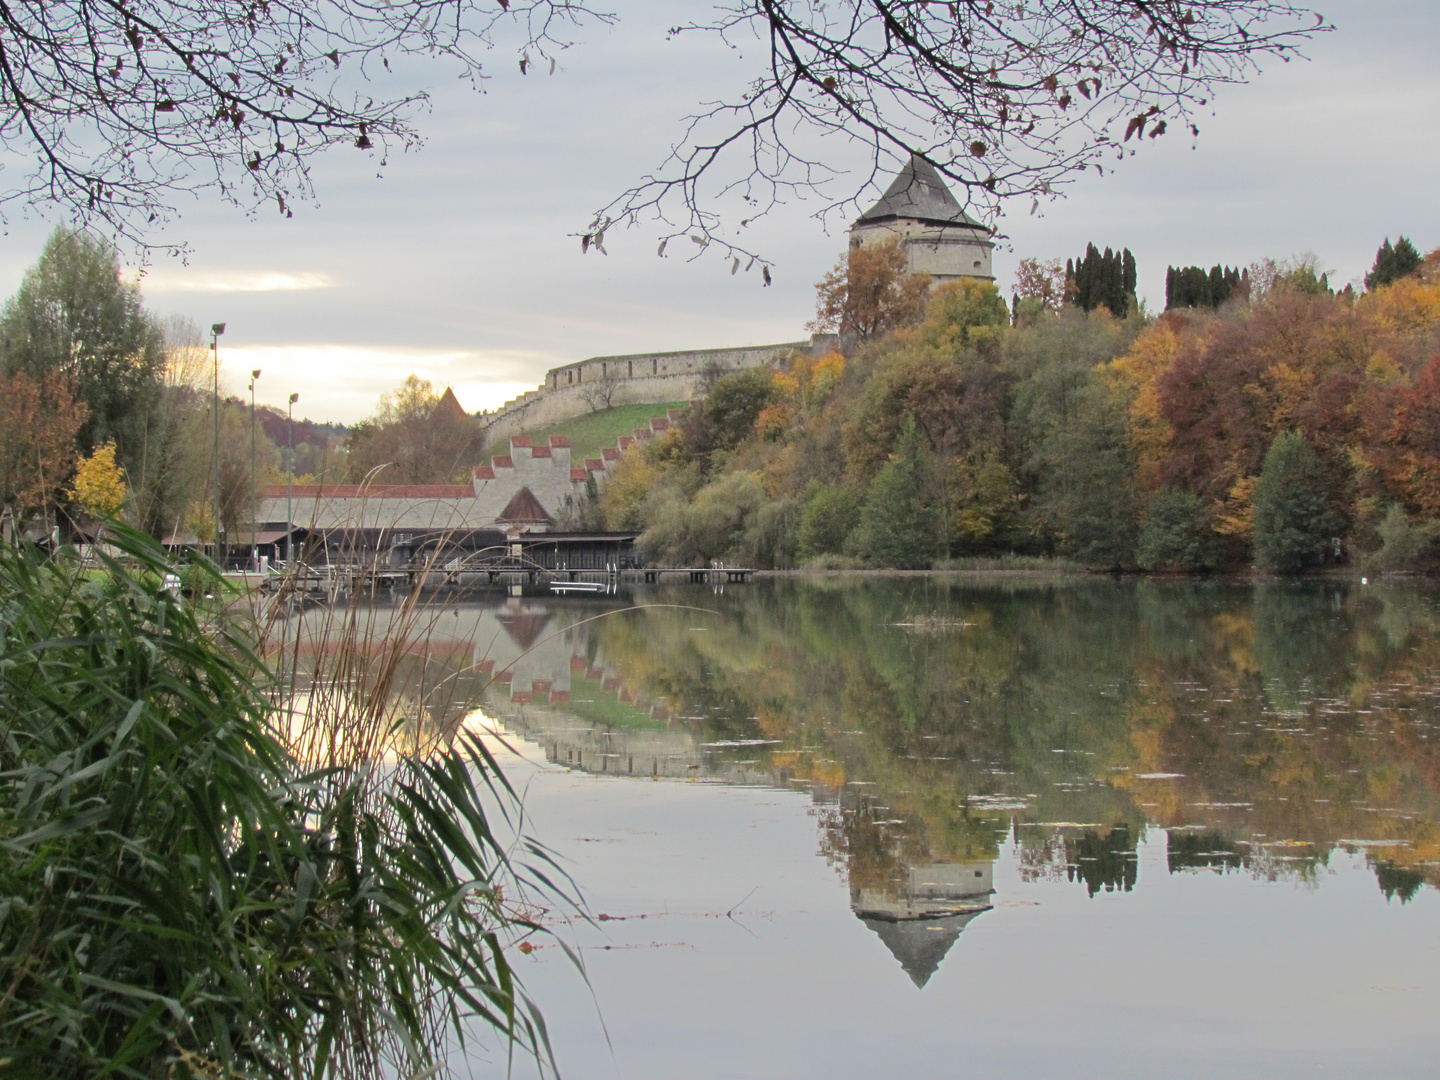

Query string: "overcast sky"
[2, 0, 1436, 424]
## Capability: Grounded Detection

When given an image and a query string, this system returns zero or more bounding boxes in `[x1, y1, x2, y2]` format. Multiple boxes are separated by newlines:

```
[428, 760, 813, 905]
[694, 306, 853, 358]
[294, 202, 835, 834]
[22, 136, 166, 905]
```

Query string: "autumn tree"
[0, 371, 89, 532]
[1012, 257, 1066, 323]
[811, 238, 931, 344]
[69, 441, 128, 520]
[346, 376, 482, 484]
[0, 229, 165, 472]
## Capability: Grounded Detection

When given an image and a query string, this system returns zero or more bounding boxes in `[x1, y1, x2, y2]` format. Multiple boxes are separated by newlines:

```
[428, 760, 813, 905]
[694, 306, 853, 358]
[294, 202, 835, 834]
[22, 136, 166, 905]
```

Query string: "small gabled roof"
[856, 154, 985, 230]
[497, 486, 552, 525]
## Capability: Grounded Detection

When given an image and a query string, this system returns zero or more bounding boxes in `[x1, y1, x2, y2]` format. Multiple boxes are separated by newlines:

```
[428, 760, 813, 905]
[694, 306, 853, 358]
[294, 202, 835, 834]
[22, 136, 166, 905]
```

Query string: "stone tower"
[849, 155, 994, 284]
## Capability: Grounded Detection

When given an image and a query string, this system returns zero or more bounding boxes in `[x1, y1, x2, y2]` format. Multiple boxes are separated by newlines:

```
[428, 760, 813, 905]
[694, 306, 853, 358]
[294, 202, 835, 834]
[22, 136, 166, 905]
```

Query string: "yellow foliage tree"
[1105, 320, 1184, 495]
[69, 440, 128, 519]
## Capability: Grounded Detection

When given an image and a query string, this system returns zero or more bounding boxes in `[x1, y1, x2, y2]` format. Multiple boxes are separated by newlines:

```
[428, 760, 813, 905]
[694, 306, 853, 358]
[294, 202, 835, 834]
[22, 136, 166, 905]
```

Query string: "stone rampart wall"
[478, 337, 834, 445]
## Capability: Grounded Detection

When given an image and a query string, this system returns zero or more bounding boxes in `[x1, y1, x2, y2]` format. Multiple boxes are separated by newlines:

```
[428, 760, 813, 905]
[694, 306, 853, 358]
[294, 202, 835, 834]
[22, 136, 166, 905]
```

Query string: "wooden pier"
[262, 559, 756, 594]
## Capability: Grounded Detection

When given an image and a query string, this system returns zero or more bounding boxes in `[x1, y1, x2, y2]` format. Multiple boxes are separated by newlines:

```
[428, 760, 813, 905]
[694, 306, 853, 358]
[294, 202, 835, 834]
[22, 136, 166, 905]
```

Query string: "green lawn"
[483, 400, 690, 464]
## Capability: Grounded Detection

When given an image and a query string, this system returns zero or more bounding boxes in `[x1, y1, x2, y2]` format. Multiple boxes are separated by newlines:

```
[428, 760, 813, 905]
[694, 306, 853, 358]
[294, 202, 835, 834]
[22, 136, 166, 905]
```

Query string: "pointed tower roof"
[497, 486, 552, 526]
[856, 155, 984, 230]
[859, 909, 987, 988]
[436, 386, 468, 421]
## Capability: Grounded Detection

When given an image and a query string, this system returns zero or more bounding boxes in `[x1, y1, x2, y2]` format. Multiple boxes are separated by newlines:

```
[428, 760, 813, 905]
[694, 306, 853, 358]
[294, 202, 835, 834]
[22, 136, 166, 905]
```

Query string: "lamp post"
[249, 369, 261, 571]
[210, 322, 226, 560]
[286, 392, 298, 565]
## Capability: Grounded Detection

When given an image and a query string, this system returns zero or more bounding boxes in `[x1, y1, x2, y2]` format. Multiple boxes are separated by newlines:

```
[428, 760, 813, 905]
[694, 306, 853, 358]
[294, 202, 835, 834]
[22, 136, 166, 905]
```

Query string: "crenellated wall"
[257, 408, 690, 536]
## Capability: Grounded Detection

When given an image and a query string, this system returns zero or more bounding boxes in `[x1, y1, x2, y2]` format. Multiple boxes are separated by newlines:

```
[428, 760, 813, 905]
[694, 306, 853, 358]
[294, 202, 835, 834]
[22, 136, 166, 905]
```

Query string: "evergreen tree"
[1071, 243, 1133, 317]
[851, 416, 939, 568]
[1252, 431, 1342, 573]
[1365, 237, 1423, 290]
[1165, 264, 1245, 310]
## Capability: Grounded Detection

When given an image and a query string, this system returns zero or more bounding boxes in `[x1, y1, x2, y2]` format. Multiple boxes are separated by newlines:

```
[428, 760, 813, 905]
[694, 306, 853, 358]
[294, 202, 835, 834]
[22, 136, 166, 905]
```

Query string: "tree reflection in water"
[302, 576, 1440, 986]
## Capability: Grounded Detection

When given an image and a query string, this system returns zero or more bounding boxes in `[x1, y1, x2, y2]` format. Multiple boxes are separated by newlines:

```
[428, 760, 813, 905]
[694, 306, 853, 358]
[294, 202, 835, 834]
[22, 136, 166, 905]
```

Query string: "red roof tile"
[601, 447, 619, 461]
[619, 435, 635, 449]
[532, 446, 552, 458]
[585, 458, 604, 471]
[549, 434, 571, 448]
[511, 435, 534, 448]
[651, 417, 670, 431]
[492, 455, 514, 469]
[259, 484, 475, 499]
[473, 465, 495, 480]
[570, 468, 588, 481]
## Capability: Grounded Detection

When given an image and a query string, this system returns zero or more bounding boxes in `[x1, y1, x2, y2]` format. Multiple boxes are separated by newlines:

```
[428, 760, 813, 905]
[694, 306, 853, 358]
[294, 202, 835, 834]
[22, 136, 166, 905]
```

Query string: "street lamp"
[249, 369, 261, 571]
[286, 392, 298, 566]
[210, 322, 226, 560]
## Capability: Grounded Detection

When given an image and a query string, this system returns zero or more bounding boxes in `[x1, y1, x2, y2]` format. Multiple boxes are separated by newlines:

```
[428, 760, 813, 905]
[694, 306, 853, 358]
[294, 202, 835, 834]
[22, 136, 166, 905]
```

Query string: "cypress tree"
[1366, 237, 1423, 290]
[1165, 266, 1175, 310]
[1122, 248, 1137, 304]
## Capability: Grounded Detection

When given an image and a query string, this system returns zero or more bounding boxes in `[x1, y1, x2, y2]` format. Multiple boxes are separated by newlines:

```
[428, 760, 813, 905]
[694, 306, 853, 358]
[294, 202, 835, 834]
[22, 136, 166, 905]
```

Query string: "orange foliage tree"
[0, 370, 88, 531]
[810, 238, 931, 344]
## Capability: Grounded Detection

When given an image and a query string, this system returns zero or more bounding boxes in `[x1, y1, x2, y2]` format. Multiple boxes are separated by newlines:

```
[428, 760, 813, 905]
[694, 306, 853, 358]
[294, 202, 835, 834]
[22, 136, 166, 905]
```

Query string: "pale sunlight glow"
[219, 344, 551, 421]
[142, 271, 339, 293]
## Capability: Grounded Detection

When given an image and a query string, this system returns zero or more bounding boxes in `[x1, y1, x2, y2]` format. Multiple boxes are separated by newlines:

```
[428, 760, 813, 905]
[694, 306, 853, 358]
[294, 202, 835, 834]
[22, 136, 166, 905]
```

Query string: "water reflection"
[290, 578, 1440, 988]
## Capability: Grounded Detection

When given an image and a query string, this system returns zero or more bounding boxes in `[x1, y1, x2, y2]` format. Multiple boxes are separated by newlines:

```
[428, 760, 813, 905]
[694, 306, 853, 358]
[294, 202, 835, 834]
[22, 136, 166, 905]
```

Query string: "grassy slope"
[482, 401, 689, 464]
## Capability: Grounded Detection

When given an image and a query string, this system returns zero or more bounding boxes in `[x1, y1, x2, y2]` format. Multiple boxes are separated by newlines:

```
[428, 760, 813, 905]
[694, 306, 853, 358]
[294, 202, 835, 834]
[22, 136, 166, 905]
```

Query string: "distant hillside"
[483, 401, 688, 465]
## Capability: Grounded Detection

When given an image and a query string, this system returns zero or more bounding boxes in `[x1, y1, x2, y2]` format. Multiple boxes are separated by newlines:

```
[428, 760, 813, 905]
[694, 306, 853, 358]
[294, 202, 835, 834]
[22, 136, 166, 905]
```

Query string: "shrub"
[1137, 488, 1219, 570]
[798, 483, 859, 559]
[1368, 503, 1438, 571]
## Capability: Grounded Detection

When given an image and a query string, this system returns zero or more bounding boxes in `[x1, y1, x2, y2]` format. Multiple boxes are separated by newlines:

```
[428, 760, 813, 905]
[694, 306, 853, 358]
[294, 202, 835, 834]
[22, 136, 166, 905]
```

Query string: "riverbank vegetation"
[562, 238, 1440, 574]
[0, 526, 567, 1078]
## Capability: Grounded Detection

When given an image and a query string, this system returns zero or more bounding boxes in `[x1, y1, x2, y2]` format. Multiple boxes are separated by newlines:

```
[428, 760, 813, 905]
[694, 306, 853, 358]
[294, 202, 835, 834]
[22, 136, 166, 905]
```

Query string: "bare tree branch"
[0, 1, 1327, 271]
[582, 0, 1330, 274]
[0, 0, 611, 253]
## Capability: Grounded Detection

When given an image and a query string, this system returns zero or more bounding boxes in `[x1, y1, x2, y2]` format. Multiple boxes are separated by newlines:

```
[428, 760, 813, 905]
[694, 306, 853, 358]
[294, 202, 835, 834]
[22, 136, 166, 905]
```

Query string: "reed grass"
[0, 522, 578, 1079]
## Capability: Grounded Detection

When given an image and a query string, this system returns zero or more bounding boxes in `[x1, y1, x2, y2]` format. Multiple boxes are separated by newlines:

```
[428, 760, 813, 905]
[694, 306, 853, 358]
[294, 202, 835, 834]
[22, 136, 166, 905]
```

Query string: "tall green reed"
[0, 525, 572, 1079]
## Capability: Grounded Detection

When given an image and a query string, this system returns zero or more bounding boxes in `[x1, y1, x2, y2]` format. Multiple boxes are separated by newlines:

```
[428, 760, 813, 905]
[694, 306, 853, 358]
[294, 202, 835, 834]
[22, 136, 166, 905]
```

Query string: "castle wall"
[478, 339, 823, 445]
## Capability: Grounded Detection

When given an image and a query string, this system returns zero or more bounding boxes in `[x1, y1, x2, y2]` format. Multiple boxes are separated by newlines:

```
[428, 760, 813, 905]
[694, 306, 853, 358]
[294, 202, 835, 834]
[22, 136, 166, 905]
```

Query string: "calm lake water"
[317, 577, 1440, 1078]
